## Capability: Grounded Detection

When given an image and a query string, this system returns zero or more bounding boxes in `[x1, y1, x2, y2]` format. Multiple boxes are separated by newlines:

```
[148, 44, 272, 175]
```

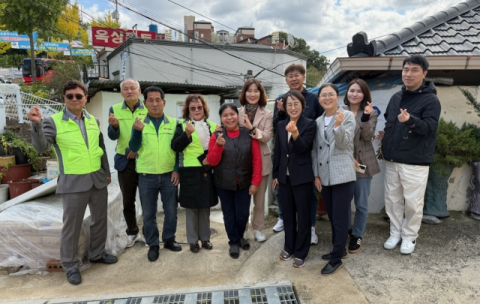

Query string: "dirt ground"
[1, 209, 479, 304]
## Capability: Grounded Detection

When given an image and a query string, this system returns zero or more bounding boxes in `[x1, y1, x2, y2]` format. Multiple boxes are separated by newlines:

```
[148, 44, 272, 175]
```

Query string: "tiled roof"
[347, 0, 480, 57]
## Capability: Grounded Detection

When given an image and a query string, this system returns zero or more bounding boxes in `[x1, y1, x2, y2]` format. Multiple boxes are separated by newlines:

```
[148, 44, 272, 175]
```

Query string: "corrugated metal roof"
[347, 0, 480, 57]
[88, 80, 236, 90]
[87, 80, 238, 98]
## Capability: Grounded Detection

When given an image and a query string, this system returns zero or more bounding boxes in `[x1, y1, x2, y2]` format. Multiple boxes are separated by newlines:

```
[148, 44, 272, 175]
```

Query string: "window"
[201, 33, 204, 38]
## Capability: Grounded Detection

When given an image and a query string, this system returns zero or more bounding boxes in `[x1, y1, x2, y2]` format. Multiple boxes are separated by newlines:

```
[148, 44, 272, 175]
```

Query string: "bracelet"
[250, 126, 256, 133]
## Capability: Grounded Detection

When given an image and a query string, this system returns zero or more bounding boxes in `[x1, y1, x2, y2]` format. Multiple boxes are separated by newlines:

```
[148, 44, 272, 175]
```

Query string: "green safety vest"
[136, 114, 177, 174]
[51, 110, 104, 175]
[112, 101, 148, 155]
[180, 119, 217, 167]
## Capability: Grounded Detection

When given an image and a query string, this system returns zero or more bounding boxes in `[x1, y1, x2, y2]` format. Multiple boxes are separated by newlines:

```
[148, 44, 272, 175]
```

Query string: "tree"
[46, 61, 81, 101]
[0, 0, 67, 84]
[88, 10, 122, 28]
[278, 32, 330, 86]
[306, 66, 323, 88]
[56, 1, 79, 45]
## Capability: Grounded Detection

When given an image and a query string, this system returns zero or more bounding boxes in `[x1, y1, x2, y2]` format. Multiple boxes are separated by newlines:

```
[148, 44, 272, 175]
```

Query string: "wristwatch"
[250, 126, 256, 133]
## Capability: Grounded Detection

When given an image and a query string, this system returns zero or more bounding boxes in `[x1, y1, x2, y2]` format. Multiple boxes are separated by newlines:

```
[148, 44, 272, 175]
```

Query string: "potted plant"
[0, 131, 36, 184]
[461, 123, 480, 219]
[0, 135, 16, 167]
[423, 119, 480, 219]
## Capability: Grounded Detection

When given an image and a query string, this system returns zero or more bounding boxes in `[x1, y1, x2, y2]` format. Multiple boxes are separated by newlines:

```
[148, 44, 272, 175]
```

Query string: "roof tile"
[349, 0, 480, 57]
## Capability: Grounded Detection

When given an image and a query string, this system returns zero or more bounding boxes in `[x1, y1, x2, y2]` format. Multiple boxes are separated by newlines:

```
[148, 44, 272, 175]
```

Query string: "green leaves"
[433, 118, 480, 175]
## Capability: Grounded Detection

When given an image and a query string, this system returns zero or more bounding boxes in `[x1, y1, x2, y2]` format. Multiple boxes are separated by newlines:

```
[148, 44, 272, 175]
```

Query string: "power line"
[167, 0, 237, 32]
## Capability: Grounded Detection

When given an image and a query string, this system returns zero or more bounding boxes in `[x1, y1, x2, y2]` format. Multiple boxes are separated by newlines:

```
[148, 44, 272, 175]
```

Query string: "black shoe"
[229, 244, 240, 259]
[164, 240, 182, 252]
[348, 236, 362, 253]
[321, 261, 343, 275]
[148, 245, 160, 262]
[201, 240, 213, 250]
[66, 270, 82, 285]
[90, 254, 118, 264]
[190, 243, 200, 253]
[321, 250, 348, 261]
[240, 238, 250, 250]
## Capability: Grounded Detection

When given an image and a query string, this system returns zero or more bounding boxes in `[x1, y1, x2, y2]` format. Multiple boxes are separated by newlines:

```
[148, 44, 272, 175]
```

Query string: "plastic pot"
[0, 184, 8, 204]
[0, 155, 15, 167]
[1, 163, 32, 184]
[8, 179, 32, 199]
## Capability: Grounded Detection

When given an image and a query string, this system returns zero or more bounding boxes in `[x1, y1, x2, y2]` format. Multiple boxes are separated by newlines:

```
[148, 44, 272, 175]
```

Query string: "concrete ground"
[1, 210, 479, 304]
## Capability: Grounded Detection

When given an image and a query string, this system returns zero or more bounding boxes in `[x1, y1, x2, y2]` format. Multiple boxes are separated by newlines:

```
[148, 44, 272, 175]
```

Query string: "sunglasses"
[189, 106, 204, 112]
[65, 94, 85, 100]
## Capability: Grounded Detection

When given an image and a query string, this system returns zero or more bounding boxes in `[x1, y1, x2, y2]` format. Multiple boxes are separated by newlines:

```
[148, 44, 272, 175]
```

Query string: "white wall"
[109, 42, 305, 99]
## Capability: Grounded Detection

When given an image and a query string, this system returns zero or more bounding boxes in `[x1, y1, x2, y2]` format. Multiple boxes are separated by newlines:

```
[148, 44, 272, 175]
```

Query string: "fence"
[0, 84, 63, 126]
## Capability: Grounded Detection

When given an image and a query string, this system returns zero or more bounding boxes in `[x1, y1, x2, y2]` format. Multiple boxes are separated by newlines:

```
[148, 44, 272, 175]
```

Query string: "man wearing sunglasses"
[29, 80, 116, 285]
[108, 78, 147, 248]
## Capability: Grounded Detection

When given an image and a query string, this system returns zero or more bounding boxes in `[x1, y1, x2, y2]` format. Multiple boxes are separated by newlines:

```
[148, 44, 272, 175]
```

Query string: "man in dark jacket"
[382, 55, 441, 255]
[272, 64, 324, 245]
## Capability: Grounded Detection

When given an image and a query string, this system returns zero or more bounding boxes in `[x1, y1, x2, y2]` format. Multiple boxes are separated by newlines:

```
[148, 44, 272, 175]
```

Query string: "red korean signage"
[91, 26, 157, 48]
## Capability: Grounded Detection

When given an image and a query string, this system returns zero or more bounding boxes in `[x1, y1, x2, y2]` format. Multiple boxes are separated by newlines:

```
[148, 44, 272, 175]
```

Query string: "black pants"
[118, 159, 139, 236]
[322, 181, 355, 264]
[217, 186, 250, 246]
[279, 177, 311, 260]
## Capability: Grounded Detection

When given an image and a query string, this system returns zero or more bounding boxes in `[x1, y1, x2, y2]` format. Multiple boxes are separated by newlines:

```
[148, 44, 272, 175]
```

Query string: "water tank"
[149, 24, 158, 33]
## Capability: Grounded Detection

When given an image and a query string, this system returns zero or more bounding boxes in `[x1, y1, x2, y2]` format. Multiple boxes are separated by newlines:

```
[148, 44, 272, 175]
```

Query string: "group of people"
[28, 54, 441, 285]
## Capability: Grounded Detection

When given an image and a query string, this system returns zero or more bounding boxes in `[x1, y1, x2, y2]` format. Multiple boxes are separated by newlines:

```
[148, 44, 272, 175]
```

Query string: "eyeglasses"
[189, 106, 204, 112]
[65, 94, 85, 100]
[319, 93, 336, 99]
[286, 102, 301, 109]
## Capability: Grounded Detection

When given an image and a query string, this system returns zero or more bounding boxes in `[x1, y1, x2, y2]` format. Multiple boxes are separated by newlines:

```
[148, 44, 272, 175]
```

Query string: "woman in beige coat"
[343, 78, 381, 254]
[239, 79, 273, 242]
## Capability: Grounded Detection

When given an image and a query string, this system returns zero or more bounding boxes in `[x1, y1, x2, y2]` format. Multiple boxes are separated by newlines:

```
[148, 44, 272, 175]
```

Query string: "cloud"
[78, 0, 461, 62]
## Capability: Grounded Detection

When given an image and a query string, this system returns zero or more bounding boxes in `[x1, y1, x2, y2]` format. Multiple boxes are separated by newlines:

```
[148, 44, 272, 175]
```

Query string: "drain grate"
[60, 284, 298, 304]
[153, 294, 186, 303]
[250, 288, 268, 304]
[197, 292, 212, 304]
[277, 286, 298, 304]
[223, 290, 239, 304]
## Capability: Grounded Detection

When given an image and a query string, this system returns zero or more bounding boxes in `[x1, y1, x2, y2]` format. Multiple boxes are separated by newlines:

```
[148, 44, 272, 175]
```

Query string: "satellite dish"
[287, 34, 294, 46]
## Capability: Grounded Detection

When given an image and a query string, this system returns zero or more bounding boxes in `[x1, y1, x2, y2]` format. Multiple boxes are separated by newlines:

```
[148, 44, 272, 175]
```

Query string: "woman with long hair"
[344, 79, 380, 254]
[238, 79, 273, 242]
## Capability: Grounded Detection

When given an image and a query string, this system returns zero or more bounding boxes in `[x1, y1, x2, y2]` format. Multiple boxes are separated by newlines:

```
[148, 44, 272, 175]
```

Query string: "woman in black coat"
[171, 94, 218, 253]
[272, 90, 317, 268]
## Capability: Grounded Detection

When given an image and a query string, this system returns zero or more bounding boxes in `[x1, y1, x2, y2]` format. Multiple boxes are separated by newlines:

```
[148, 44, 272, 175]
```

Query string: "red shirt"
[207, 129, 262, 186]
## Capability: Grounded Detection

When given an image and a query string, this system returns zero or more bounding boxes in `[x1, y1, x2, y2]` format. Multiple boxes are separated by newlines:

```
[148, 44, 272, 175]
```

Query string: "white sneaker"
[273, 218, 284, 232]
[126, 234, 141, 248]
[311, 226, 318, 245]
[254, 230, 266, 242]
[383, 236, 401, 250]
[400, 240, 416, 255]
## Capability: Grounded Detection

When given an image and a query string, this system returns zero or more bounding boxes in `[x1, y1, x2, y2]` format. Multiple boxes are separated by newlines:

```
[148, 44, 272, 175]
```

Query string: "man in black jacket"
[272, 64, 324, 245]
[382, 55, 441, 255]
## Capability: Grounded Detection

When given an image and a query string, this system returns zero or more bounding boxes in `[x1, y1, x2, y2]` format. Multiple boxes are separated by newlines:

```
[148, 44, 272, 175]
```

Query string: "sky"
[77, 0, 462, 64]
